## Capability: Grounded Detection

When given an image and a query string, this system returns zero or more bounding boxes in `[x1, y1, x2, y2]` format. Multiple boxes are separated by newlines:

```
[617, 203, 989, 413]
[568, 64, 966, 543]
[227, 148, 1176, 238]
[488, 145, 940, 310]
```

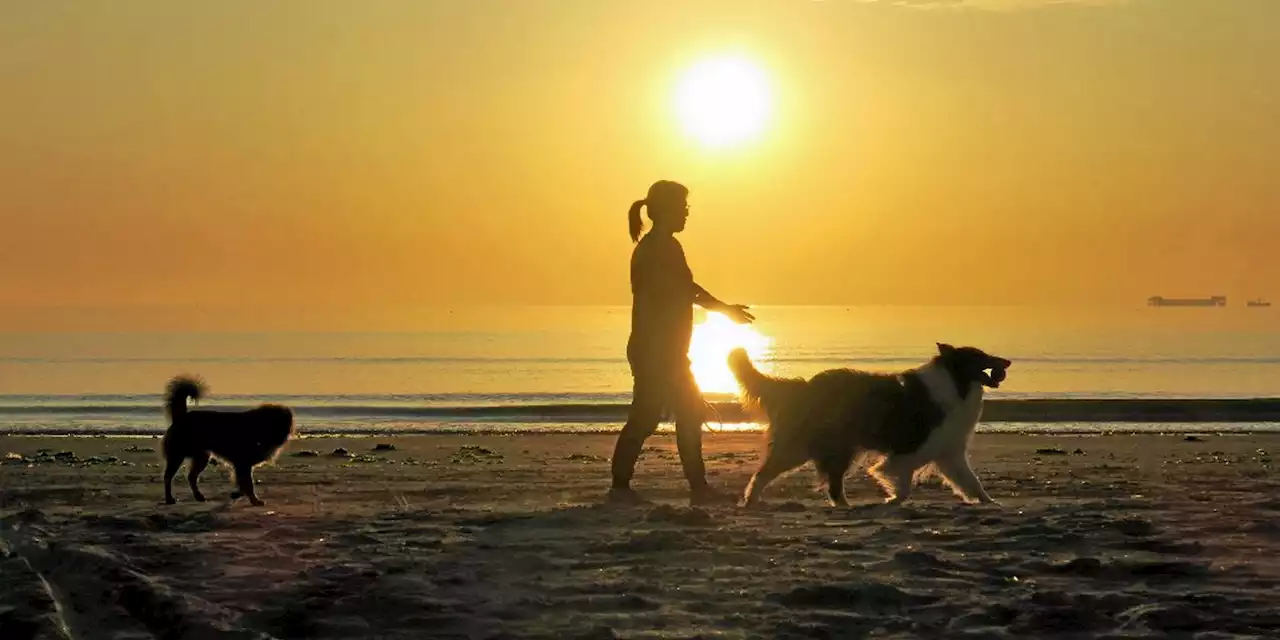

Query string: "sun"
[688, 312, 773, 395]
[674, 55, 773, 148]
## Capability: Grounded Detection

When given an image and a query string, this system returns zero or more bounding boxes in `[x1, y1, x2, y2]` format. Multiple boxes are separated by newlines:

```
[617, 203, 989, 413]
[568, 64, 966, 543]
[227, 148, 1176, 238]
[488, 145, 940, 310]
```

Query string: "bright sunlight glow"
[688, 312, 773, 394]
[674, 55, 773, 148]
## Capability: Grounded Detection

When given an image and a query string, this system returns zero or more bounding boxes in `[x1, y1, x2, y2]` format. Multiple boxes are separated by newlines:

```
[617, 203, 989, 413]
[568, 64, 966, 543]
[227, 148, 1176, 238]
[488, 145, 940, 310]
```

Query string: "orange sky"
[2, 0, 1277, 330]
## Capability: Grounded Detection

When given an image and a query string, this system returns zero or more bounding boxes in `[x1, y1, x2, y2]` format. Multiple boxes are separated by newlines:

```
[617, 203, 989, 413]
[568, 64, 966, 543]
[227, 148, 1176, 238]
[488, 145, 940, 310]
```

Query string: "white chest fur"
[914, 364, 985, 458]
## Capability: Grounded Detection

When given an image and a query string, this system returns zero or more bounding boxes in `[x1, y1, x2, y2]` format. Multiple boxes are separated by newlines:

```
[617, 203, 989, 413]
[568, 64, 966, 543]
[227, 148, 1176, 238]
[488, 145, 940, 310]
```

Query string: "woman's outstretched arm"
[694, 283, 755, 324]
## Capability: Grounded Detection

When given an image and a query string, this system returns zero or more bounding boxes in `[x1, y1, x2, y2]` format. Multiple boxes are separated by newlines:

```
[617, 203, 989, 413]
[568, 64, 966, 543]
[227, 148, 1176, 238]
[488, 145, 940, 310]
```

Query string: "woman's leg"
[611, 375, 663, 491]
[669, 365, 710, 490]
[669, 364, 736, 504]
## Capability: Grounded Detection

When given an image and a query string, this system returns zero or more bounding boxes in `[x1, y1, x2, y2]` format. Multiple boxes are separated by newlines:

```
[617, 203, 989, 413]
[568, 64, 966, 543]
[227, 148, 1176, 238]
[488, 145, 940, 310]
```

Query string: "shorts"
[628, 356, 704, 423]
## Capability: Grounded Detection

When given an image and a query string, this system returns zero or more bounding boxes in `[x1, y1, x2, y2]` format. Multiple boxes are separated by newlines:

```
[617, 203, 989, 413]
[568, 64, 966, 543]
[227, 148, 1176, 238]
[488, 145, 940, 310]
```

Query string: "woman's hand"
[722, 304, 755, 325]
[692, 283, 755, 323]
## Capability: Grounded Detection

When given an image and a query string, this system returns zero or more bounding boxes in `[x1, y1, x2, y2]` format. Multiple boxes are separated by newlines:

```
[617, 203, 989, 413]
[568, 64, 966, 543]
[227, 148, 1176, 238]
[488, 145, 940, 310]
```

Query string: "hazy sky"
[2, 0, 1277, 330]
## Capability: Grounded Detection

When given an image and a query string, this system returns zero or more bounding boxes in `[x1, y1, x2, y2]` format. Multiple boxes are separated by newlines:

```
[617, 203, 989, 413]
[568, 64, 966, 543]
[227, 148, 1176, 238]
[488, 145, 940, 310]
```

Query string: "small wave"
[3, 398, 1280, 424]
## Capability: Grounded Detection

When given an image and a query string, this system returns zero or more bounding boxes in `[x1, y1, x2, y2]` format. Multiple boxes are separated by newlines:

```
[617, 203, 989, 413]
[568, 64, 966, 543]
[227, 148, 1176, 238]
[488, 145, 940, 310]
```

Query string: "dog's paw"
[229, 491, 243, 500]
[249, 498, 265, 507]
[164, 497, 176, 505]
[192, 493, 206, 502]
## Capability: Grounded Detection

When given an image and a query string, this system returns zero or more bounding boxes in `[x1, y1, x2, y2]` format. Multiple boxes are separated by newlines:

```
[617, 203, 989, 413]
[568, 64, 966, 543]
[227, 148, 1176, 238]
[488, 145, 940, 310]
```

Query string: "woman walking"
[610, 180, 755, 505]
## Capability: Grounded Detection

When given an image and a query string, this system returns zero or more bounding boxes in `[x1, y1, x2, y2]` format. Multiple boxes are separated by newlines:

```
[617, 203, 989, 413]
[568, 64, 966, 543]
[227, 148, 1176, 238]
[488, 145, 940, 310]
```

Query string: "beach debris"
[2, 451, 131, 466]
[292, 450, 320, 458]
[372, 443, 397, 452]
[1184, 435, 1205, 442]
[331, 448, 352, 458]
[451, 445, 504, 465]
[122, 444, 152, 453]
[1036, 448, 1068, 456]
[83, 455, 125, 465]
[566, 453, 605, 463]
[1073, 448, 1086, 455]
[707, 451, 744, 461]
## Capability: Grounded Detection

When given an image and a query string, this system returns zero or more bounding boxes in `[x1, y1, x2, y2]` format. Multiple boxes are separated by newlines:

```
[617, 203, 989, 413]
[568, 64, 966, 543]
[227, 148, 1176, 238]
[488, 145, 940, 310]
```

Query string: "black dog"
[161, 376, 293, 506]
[729, 343, 1011, 507]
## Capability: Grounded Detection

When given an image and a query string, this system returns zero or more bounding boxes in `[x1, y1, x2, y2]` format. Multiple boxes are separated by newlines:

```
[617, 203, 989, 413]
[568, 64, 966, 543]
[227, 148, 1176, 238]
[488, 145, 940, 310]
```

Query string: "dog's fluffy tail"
[727, 348, 806, 409]
[165, 375, 206, 420]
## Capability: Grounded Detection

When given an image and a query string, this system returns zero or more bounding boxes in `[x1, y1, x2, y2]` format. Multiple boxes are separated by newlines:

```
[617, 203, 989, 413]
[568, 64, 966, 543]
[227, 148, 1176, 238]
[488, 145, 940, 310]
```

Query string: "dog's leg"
[187, 452, 210, 502]
[934, 452, 996, 504]
[814, 449, 855, 508]
[824, 468, 848, 507]
[232, 463, 265, 506]
[163, 457, 183, 505]
[741, 438, 809, 508]
[869, 456, 917, 504]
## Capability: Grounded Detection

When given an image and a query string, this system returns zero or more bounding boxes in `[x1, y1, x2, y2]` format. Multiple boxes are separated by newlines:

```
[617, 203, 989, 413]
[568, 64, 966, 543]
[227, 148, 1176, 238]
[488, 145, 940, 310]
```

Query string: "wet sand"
[2, 432, 1279, 639]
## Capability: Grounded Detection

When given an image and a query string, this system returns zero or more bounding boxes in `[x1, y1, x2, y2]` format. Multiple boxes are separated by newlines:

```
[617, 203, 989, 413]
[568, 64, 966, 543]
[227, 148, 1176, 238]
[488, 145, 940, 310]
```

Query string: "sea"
[2, 305, 1279, 435]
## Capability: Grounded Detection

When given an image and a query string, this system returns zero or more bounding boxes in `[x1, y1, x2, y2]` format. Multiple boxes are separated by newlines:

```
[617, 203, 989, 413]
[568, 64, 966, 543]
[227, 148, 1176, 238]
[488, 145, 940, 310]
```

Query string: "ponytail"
[628, 180, 687, 242]
[628, 199, 646, 243]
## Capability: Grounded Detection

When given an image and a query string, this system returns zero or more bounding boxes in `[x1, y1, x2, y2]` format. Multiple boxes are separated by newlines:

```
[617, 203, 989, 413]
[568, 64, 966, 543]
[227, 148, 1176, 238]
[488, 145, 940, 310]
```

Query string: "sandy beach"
[2, 431, 1279, 639]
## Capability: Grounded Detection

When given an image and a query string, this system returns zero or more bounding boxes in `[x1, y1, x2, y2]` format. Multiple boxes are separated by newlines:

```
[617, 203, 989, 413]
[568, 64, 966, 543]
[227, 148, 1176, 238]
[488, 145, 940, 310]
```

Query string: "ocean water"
[2, 305, 1278, 434]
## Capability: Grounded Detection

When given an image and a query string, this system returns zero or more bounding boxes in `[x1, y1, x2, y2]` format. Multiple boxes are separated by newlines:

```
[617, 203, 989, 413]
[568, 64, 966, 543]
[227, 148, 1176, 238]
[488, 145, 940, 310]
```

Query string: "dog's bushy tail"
[165, 375, 206, 420]
[727, 348, 806, 410]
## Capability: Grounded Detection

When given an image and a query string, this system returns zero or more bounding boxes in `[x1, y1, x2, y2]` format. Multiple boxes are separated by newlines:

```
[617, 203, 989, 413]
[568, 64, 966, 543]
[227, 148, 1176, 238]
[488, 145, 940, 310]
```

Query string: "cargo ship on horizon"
[1147, 295, 1227, 307]
[1248, 298, 1272, 308]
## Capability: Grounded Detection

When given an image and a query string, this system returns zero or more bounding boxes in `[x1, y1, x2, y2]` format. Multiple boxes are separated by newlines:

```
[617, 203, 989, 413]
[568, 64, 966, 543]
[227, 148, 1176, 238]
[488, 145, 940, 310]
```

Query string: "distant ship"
[1147, 295, 1227, 307]
[1247, 298, 1272, 308]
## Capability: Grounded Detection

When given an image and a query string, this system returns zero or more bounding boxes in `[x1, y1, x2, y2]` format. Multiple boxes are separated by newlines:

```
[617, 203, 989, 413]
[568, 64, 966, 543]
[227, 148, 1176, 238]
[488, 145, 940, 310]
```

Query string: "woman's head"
[628, 180, 690, 242]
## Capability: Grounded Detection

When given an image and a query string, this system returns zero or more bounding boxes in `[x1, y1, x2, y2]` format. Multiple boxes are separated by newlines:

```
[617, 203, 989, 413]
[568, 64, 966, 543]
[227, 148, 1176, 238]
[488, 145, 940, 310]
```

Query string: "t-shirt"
[628, 233, 695, 365]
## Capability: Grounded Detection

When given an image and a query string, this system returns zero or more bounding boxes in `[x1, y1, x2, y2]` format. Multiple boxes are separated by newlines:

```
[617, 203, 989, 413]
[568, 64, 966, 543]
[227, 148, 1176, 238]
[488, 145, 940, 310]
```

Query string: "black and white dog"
[728, 343, 1011, 507]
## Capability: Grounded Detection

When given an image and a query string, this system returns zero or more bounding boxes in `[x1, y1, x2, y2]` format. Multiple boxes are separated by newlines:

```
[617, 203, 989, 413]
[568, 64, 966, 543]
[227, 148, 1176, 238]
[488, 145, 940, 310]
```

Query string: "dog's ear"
[936, 342, 955, 355]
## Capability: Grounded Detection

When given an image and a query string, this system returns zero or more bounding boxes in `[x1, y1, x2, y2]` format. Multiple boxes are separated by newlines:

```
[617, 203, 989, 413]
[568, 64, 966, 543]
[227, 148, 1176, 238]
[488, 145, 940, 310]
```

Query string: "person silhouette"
[609, 180, 755, 505]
